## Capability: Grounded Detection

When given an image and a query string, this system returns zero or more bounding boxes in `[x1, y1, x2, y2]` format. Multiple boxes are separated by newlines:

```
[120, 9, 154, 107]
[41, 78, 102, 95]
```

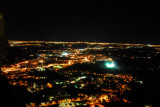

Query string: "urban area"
[1, 41, 160, 107]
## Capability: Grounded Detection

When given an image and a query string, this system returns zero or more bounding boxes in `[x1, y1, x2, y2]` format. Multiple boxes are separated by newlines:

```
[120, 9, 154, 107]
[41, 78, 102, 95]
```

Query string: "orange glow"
[46, 83, 53, 88]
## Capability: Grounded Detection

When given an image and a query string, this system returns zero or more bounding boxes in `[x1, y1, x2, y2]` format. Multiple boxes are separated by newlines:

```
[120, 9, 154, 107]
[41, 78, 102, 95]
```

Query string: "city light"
[105, 62, 115, 68]
[54, 65, 62, 69]
[1, 40, 149, 107]
[62, 52, 69, 56]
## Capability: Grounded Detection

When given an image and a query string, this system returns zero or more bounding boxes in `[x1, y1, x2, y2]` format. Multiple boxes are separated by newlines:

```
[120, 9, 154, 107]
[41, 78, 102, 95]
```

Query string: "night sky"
[0, 0, 160, 44]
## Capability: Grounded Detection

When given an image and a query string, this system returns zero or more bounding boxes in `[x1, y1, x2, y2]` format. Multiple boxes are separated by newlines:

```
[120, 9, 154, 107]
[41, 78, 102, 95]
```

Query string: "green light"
[54, 65, 62, 68]
[106, 62, 115, 68]
[76, 78, 80, 81]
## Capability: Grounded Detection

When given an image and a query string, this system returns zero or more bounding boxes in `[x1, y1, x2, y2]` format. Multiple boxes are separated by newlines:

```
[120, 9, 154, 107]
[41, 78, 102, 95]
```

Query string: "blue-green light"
[106, 62, 115, 68]
[62, 52, 68, 56]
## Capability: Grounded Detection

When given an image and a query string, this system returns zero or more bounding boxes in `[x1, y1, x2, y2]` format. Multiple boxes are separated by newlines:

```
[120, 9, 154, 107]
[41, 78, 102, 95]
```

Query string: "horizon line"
[8, 40, 160, 47]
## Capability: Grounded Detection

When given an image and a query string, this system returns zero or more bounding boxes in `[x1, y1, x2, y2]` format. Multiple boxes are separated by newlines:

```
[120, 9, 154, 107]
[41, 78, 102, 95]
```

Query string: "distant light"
[54, 65, 62, 68]
[79, 49, 85, 51]
[68, 60, 71, 65]
[138, 81, 143, 84]
[106, 62, 115, 68]
[147, 44, 151, 46]
[62, 52, 69, 56]
[81, 76, 86, 79]
[144, 105, 152, 107]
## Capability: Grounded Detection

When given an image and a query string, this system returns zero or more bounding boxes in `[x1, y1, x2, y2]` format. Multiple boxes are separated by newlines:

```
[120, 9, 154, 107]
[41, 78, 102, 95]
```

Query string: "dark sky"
[0, 0, 160, 44]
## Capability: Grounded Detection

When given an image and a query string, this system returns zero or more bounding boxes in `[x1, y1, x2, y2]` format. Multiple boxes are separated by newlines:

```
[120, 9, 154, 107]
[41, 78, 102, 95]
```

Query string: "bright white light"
[62, 52, 68, 56]
[147, 44, 151, 46]
[81, 76, 86, 79]
[106, 62, 115, 68]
